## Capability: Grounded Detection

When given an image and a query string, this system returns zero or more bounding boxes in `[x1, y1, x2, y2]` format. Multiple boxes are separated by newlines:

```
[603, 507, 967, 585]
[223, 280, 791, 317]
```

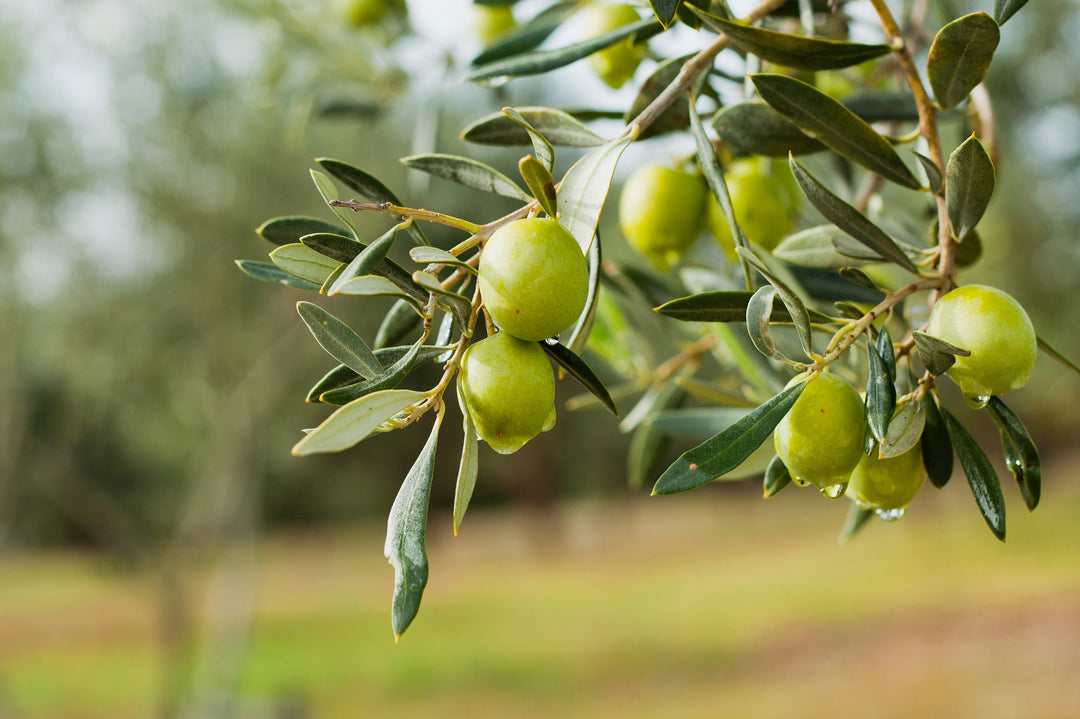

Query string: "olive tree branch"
[329, 200, 481, 234]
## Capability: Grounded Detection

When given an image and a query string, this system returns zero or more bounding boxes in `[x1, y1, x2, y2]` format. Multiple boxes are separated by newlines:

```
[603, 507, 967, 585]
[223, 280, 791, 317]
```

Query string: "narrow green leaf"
[566, 233, 602, 355]
[269, 243, 341, 286]
[672, 377, 757, 408]
[877, 326, 896, 381]
[453, 381, 480, 535]
[986, 396, 1041, 511]
[927, 13, 1000, 111]
[773, 225, 866, 269]
[839, 503, 874, 542]
[746, 285, 783, 360]
[411, 271, 472, 332]
[841, 92, 920, 123]
[736, 247, 813, 360]
[465, 16, 662, 82]
[401, 153, 530, 201]
[649, 407, 753, 441]
[461, 106, 605, 147]
[941, 405, 1006, 541]
[504, 108, 555, 173]
[385, 412, 442, 640]
[235, 260, 322, 290]
[620, 378, 682, 434]
[994, 0, 1031, 25]
[319, 340, 423, 405]
[878, 400, 926, 459]
[866, 337, 896, 443]
[470, 1, 579, 66]
[913, 331, 970, 376]
[256, 216, 350, 246]
[753, 74, 922, 189]
[541, 341, 618, 417]
[921, 392, 954, 488]
[625, 54, 692, 139]
[946, 135, 996, 240]
[296, 302, 382, 378]
[557, 133, 633, 254]
[316, 158, 429, 247]
[712, 101, 824, 157]
[302, 232, 426, 302]
[789, 157, 921, 273]
[518, 155, 558, 216]
[912, 151, 943, 194]
[375, 299, 424, 349]
[652, 382, 806, 495]
[655, 290, 834, 324]
[408, 246, 477, 273]
[309, 169, 357, 232]
[335, 275, 425, 312]
[628, 420, 667, 491]
[1037, 335, 1080, 378]
[763, 454, 791, 498]
[648, 0, 679, 27]
[328, 223, 404, 296]
[292, 389, 428, 456]
[307, 364, 360, 403]
[709, 16, 892, 70]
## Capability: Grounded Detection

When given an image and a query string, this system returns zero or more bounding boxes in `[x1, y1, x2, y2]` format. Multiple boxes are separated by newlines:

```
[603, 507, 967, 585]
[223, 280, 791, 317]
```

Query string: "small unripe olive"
[459, 332, 556, 455]
[619, 164, 708, 271]
[846, 441, 926, 511]
[707, 157, 798, 258]
[478, 218, 589, 342]
[925, 284, 1036, 401]
[340, 0, 387, 26]
[774, 372, 865, 488]
[581, 3, 646, 89]
[472, 4, 516, 46]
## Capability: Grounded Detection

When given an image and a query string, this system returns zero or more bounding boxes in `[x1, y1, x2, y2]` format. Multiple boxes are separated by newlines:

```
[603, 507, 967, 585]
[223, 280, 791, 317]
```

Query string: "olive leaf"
[292, 389, 428, 456]
[296, 301, 382, 378]
[994, 0, 1031, 25]
[328, 222, 406, 296]
[865, 334, 896, 443]
[411, 271, 472, 332]
[565, 233, 602, 355]
[318, 339, 423, 405]
[712, 101, 824, 157]
[235, 260, 322, 290]
[408, 246, 477, 274]
[541, 341, 618, 417]
[461, 106, 605, 147]
[400, 153, 531, 202]
[839, 503, 874, 542]
[946, 135, 996, 241]
[986, 396, 1041, 511]
[1037, 335, 1080, 378]
[504, 107, 555, 172]
[763, 454, 792, 498]
[654, 290, 834, 324]
[453, 378, 480, 535]
[707, 16, 892, 70]
[385, 411, 442, 640]
[302, 232, 426, 302]
[557, 133, 633, 254]
[257, 215, 350, 246]
[269, 243, 342, 286]
[920, 392, 954, 488]
[652, 382, 806, 495]
[316, 158, 429, 247]
[940, 405, 1006, 541]
[647, 0, 680, 27]
[747, 285, 784, 361]
[625, 54, 693, 139]
[470, 1, 580, 66]
[375, 299, 424, 349]
[878, 399, 925, 459]
[736, 246, 814, 360]
[518, 155, 558, 216]
[927, 13, 999, 111]
[913, 331, 970, 377]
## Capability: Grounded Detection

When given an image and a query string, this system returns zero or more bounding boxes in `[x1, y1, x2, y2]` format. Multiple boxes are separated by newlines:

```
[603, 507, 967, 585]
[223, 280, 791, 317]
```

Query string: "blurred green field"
[2, 457, 1080, 719]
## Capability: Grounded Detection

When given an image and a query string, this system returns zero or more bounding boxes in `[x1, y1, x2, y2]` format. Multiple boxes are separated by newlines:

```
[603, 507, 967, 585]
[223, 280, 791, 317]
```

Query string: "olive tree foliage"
[236, 0, 1079, 639]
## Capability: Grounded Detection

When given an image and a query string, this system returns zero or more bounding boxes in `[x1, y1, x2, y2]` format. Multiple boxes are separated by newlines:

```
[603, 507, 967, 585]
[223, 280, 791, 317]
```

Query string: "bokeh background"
[1, 0, 1079, 717]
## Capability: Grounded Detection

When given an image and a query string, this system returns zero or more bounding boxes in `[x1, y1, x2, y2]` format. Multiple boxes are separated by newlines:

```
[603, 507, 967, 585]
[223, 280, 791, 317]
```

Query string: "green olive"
[774, 372, 865, 488]
[581, 3, 646, 89]
[478, 218, 589, 342]
[340, 0, 387, 26]
[706, 157, 799, 258]
[472, 4, 516, 46]
[847, 441, 926, 511]
[459, 332, 556, 455]
[619, 164, 708, 271]
[925, 284, 1036, 401]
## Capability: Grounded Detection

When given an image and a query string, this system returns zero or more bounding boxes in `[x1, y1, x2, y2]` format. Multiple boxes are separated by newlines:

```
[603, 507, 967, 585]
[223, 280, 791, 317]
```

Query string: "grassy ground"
[2, 459, 1080, 719]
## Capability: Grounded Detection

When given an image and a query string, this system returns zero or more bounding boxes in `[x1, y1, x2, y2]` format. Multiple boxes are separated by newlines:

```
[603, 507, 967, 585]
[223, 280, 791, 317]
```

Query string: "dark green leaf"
[788, 157, 920, 273]
[652, 382, 806, 494]
[557, 134, 633, 253]
[235, 260, 322, 290]
[946, 135, 996, 240]
[913, 151, 943, 194]
[504, 107, 555, 171]
[461, 106, 605, 147]
[994, 0, 1030, 25]
[470, 1, 579, 66]
[1037, 335, 1080, 378]
[953, 227, 983, 266]
[793, 266, 886, 304]
[400, 153, 530, 201]
[301, 232, 426, 303]
[296, 302, 382, 378]
[385, 412, 442, 640]
[328, 223, 404, 296]
[840, 92, 920, 123]
[877, 325, 896, 380]
[839, 503, 874, 542]
[712, 101, 824, 157]
[307, 364, 360, 403]
[465, 16, 662, 82]
[842, 267, 885, 293]
[655, 290, 833, 324]
[648, 0, 679, 27]
[708, 16, 892, 70]
[753, 74, 922, 189]
[921, 392, 954, 488]
[269, 243, 341, 286]
[375, 343, 456, 368]
[335, 275, 424, 310]
[518, 155, 558, 216]
[878, 400, 925, 459]
[541, 341, 618, 417]
[927, 13, 1000, 111]
[763, 453, 791, 498]
[625, 54, 693, 139]
[316, 158, 429, 247]
[866, 336, 896, 443]
[292, 389, 428, 456]
[913, 331, 970, 377]
[736, 247, 814, 359]
[256, 216, 350, 246]
[319, 340, 423, 405]
[375, 299, 424, 349]
[986, 396, 1040, 511]
[941, 405, 1006, 541]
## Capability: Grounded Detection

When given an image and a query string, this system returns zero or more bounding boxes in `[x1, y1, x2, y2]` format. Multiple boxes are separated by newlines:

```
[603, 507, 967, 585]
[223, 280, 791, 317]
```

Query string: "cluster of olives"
[619, 157, 799, 271]
[772, 284, 1036, 517]
[459, 218, 589, 454]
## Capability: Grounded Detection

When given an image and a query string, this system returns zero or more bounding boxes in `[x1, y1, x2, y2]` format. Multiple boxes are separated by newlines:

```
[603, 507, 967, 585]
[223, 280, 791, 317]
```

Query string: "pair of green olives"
[460, 219, 589, 454]
[619, 158, 799, 271]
